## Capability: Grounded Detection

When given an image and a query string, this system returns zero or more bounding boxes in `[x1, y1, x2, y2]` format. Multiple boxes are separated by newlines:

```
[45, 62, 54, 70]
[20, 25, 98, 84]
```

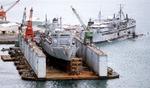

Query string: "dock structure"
[1, 48, 119, 80]
[0, 7, 119, 80]
[75, 36, 109, 77]
[19, 36, 46, 78]
[1, 55, 16, 61]
[0, 34, 119, 80]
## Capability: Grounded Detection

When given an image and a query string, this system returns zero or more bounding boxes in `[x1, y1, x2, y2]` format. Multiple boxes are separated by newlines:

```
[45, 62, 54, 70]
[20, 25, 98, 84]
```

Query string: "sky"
[0, 0, 148, 25]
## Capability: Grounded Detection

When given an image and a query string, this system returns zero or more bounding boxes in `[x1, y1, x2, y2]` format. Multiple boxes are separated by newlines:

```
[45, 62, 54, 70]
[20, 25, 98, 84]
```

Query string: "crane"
[22, 7, 26, 26]
[71, 6, 93, 44]
[71, 6, 87, 30]
[25, 8, 34, 41]
[0, 0, 20, 21]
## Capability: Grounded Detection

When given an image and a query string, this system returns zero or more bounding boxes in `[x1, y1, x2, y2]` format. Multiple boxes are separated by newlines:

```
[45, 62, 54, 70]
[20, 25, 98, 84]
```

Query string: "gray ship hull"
[42, 38, 77, 61]
[92, 26, 136, 43]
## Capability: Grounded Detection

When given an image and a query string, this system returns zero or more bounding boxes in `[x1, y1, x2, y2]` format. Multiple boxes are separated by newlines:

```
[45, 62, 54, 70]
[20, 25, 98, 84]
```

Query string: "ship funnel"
[53, 18, 58, 23]
[88, 19, 94, 26]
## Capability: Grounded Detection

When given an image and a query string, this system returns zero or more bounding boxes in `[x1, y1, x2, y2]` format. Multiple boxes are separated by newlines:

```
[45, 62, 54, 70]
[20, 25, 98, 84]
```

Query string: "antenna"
[60, 17, 62, 29]
[29, 7, 33, 21]
[120, 4, 125, 20]
[117, 4, 125, 20]
[98, 10, 101, 22]
[45, 14, 47, 25]
[113, 14, 116, 19]
[126, 14, 129, 21]
[119, 4, 121, 19]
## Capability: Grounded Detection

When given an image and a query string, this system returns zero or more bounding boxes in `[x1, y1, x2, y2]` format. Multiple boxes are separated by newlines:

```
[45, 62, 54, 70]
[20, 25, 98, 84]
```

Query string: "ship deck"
[45, 65, 99, 80]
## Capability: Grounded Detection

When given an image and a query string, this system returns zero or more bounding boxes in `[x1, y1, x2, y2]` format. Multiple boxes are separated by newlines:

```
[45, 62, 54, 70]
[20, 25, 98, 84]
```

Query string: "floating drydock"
[1, 30, 119, 80]
[1, 34, 119, 80]
[1, 8, 119, 80]
[75, 36, 108, 77]
[19, 38, 46, 78]
[2, 30, 118, 80]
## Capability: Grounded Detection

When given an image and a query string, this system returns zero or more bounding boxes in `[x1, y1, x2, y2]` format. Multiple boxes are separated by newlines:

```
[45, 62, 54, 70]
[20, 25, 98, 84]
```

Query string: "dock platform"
[1, 55, 16, 61]
[1, 53, 119, 80]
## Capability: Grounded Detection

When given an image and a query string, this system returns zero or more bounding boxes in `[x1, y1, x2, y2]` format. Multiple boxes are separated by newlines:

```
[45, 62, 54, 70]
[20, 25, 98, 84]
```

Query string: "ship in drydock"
[40, 18, 77, 61]
[36, 18, 83, 73]
[0, 7, 119, 80]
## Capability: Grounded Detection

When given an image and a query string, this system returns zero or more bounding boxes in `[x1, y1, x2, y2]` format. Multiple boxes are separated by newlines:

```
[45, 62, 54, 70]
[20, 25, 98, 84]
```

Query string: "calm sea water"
[0, 0, 150, 88]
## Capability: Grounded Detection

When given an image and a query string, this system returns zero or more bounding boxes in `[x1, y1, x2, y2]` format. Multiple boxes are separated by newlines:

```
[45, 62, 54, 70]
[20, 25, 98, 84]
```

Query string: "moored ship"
[87, 5, 136, 43]
[72, 5, 136, 43]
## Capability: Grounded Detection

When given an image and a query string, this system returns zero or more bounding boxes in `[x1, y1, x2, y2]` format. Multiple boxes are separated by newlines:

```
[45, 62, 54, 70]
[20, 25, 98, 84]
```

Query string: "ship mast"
[60, 17, 62, 29]
[98, 11, 101, 22]
[118, 4, 125, 20]
[45, 14, 48, 28]
[22, 7, 26, 26]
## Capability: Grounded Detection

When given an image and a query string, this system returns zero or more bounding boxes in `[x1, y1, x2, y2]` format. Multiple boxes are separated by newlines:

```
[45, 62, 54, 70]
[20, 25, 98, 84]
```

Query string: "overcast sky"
[0, 0, 149, 24]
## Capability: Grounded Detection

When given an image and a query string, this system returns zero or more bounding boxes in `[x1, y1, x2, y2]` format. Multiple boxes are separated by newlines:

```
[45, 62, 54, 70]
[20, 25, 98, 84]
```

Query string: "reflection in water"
[35, 81, 47, 88]
[43, 80, 107, 88]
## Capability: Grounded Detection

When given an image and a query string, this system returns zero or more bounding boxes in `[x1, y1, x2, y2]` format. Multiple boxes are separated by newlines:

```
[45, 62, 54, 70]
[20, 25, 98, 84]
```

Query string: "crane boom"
[25, 8, 34, 41]
[71, 6, 87, 30]
[5, 0, 20, 12]
[22, 7, 26, 25]
[71, 6, 93, 44]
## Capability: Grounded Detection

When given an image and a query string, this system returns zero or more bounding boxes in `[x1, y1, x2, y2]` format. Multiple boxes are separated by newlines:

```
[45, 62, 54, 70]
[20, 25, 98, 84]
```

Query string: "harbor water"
[0, 0, 150, 88]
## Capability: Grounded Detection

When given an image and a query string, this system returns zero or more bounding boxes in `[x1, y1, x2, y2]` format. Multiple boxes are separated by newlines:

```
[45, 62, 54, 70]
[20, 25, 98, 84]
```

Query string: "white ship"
[41, 18, 77, 61]
[71, 6, 136, 43]
[87, 6, 136, 43]
[0, 20, 19, 34]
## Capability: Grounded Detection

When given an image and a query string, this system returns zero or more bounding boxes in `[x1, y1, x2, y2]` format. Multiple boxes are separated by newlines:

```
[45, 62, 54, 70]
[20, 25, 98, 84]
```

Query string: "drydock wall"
[19, 37, 46, 78]
[75, 37, 107, 77]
